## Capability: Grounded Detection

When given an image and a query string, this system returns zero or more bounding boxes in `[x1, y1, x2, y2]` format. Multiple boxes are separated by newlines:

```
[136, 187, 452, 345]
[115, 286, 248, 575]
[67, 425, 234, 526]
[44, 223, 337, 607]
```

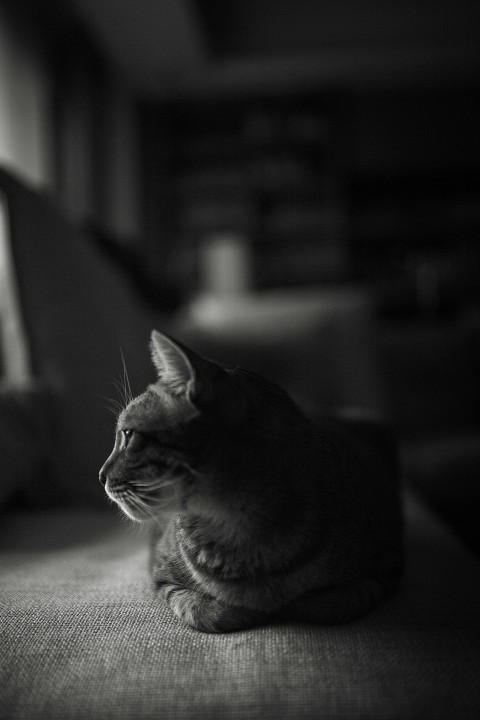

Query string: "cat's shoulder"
[312, 408, 399, 472]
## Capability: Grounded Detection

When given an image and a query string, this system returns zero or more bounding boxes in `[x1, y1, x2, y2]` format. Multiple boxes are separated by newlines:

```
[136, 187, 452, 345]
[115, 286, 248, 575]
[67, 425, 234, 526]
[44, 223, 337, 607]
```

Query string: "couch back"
[0, 167, 159, 507]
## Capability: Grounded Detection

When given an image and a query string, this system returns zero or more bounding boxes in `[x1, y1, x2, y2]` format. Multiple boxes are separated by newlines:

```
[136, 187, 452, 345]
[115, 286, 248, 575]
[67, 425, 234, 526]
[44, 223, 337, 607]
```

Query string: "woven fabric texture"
[1, 495, 480, 720]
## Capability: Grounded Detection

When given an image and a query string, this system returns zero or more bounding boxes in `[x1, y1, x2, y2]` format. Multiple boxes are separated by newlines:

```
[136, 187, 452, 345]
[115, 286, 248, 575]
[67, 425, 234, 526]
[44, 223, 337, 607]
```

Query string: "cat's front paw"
[159, 583, 267, 633]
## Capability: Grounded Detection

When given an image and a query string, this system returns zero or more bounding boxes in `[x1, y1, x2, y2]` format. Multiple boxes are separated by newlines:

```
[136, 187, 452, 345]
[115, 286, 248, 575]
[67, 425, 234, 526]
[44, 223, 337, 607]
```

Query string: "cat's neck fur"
[175, 448, 336, 576]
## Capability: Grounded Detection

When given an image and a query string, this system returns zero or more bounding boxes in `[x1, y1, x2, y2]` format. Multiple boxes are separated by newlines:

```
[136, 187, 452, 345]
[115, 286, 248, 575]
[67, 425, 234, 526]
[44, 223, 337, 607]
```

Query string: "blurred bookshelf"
[140, 91, 352, 294]
[139, 83, 480, 320]
[348, 84, 480, 321]
[350, 169, 480, 320]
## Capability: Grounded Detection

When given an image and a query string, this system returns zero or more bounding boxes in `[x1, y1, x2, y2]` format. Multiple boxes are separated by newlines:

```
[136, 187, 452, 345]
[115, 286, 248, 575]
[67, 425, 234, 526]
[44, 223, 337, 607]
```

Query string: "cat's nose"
[99, 453, 115, 486]
[99, 461, 110, 486]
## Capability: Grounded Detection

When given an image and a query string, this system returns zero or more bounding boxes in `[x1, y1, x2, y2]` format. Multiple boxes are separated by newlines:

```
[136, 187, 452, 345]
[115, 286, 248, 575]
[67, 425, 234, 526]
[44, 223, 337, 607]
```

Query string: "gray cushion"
[1, 493, 479, 719]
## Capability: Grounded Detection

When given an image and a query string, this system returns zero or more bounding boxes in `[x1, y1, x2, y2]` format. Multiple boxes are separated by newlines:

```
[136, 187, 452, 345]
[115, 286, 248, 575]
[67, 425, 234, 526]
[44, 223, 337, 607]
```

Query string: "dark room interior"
[1, 1, 480, 718]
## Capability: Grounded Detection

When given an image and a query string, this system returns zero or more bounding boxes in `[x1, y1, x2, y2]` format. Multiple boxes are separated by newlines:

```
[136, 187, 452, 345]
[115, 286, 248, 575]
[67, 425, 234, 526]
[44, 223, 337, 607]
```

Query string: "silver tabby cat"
[99, 330, 403, 633]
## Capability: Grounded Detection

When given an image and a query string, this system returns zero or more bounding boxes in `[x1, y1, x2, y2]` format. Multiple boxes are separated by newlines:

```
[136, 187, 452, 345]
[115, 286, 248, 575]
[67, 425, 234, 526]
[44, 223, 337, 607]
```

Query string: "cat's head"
[99, 330, 313, 524]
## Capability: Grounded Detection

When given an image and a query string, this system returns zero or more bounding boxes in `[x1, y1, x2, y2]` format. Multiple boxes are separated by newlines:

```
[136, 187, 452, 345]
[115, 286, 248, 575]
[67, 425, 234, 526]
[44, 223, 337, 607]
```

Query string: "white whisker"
[97, 394, 124, 417]
[120, 348, 133, 405]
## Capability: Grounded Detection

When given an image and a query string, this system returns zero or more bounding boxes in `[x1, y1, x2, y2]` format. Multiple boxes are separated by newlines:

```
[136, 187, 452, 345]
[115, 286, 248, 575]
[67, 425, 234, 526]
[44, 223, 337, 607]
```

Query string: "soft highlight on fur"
[99, 330, 403, 632]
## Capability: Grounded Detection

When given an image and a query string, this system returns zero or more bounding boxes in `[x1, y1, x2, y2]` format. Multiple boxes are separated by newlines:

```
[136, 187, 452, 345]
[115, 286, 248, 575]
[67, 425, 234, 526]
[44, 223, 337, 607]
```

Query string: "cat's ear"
[150, 330, 223, 407]
[149, 330, 246, 421]
[150, 330, 196, 398]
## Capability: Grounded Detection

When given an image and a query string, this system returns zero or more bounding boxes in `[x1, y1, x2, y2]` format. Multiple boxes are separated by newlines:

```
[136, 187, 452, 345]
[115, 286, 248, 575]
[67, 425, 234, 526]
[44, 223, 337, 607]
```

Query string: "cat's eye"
[120, 428, 134, 449]
[120, 428, 146, 453]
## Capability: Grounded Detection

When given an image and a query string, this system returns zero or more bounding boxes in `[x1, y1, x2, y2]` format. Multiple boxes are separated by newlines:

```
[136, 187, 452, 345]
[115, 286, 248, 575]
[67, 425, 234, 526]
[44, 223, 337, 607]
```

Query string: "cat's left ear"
[149, 330, 230, 412]
[150, 330, 196, 398]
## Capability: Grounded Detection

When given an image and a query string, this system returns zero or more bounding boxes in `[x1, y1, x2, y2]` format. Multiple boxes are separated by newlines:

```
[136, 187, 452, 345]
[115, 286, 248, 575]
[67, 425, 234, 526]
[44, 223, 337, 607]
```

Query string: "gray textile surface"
[1, 494, 480, 720]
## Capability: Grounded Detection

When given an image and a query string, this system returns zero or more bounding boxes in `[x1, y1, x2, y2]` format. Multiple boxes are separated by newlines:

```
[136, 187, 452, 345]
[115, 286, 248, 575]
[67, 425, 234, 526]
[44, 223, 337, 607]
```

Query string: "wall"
[103, 84, 141, 240]
[0, 4, 52, 189]
[0, 2, 140, 241]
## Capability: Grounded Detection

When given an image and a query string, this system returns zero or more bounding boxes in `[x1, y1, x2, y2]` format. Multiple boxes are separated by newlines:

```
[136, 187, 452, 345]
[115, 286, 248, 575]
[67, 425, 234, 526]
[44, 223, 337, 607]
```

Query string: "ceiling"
[69, 0, 480, 96]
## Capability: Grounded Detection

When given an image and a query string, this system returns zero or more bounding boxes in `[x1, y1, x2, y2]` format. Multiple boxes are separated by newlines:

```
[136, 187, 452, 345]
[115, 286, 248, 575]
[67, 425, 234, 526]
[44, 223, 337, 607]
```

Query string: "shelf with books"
[141, 91, 351, 291]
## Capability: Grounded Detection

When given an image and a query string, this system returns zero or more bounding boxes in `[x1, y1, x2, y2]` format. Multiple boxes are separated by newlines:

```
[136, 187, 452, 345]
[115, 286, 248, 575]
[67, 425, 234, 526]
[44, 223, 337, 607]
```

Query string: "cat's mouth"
[104, 469, 180, 521]
[106, 484, 173, 521]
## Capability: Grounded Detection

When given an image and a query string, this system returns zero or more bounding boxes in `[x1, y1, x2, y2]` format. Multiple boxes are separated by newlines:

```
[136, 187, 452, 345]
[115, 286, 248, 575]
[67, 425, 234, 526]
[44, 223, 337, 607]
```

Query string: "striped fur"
[99, 331, 403, 632]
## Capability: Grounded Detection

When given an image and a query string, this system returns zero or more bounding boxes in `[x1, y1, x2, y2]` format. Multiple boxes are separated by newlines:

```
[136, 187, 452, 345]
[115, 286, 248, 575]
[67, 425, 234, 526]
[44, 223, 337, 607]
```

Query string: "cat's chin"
[110, 494, 177, 523]
[116, 503, 149, 523]
[104, 489, 149, 522]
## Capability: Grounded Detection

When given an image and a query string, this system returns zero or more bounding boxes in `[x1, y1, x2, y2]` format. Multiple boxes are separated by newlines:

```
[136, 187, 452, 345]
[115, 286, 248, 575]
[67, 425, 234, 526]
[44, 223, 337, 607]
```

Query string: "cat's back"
[309, 412, 404, 571]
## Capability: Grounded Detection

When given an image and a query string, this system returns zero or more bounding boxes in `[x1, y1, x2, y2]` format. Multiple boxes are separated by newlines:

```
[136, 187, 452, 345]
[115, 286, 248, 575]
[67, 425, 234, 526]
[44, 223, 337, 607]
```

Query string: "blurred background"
[1, 1, 479, 550]
[1, 0, 479, 308]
